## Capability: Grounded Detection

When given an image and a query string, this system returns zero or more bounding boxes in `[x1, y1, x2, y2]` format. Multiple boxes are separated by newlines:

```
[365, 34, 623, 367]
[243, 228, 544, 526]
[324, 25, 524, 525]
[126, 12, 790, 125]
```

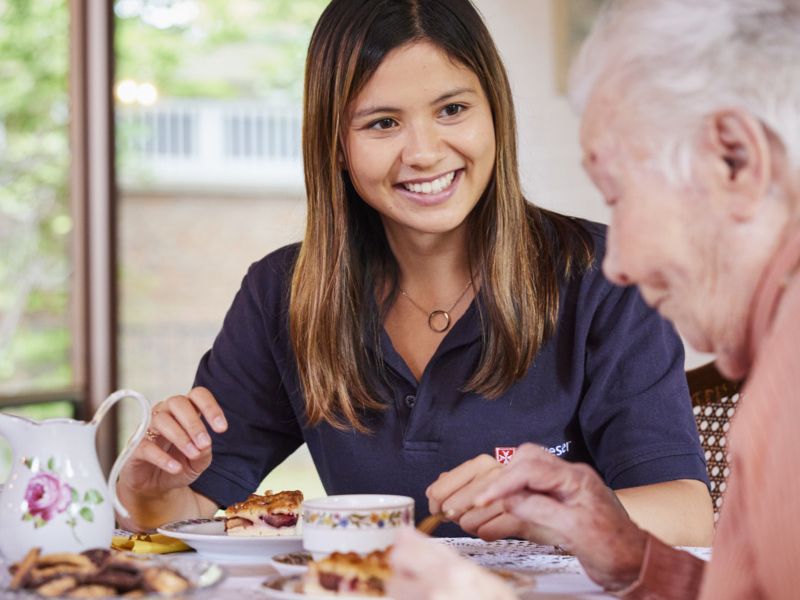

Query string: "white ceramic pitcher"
[0, 389, 150, 561]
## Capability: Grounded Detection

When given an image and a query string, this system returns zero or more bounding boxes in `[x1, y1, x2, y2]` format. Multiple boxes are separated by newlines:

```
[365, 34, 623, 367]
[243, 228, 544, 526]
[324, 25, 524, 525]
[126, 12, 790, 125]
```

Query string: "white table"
[211, 539, 711, 599]
[2, 526, 710, 597]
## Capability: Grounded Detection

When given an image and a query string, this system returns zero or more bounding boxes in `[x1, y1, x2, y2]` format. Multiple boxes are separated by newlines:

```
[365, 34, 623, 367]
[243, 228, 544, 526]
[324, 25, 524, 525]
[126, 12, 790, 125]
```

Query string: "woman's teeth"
[402, 171, 456, 194]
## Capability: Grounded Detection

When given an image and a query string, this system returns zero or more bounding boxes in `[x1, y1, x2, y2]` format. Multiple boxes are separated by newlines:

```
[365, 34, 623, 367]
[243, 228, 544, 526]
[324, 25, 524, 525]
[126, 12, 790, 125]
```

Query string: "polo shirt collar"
[370, 298, 483, 385]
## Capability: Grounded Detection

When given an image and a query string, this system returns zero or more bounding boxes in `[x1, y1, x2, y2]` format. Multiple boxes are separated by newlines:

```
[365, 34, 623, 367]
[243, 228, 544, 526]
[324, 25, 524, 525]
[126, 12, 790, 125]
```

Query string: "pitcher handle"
[91, 389, 151, 519]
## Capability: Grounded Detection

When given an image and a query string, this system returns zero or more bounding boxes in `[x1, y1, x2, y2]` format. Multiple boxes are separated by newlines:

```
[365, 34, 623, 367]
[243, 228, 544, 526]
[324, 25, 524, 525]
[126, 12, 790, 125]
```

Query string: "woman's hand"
[118, 386, 228, 499]
[427, 454, 537, 541]
[387, 528, 517, 600]
[475, 443, 648, 592]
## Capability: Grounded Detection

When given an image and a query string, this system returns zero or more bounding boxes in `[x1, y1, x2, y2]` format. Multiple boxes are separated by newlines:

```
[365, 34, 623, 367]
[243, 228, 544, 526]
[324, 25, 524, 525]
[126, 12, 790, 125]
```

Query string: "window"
[0, 0, 80, 481]
[114, 0, 327, 499]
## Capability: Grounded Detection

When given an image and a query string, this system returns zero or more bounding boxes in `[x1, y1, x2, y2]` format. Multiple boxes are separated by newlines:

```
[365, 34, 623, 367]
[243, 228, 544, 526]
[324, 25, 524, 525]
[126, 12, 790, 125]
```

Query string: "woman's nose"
[401, 124, 446, 168]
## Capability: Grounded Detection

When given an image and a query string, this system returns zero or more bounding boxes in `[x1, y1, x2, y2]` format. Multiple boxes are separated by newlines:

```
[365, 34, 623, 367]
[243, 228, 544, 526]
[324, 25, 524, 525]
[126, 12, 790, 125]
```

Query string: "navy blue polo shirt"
[190, 221, 707, 536]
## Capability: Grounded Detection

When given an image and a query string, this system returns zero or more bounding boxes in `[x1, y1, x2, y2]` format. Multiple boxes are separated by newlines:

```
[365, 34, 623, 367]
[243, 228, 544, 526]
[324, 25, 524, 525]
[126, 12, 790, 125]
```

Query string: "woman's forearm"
[616, 479, 714, 547]
[116, 483, 218, 532]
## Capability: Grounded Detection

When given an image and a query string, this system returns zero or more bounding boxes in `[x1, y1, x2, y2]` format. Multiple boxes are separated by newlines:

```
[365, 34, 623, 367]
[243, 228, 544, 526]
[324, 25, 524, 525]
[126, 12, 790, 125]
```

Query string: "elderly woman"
[389, 0, 800, 598]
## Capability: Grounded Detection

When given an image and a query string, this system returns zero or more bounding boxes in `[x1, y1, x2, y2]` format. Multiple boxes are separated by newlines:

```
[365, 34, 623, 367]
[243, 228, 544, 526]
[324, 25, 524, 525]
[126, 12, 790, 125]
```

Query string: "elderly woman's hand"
[475, 443, 648, 592]
[387, 528, 517, 600]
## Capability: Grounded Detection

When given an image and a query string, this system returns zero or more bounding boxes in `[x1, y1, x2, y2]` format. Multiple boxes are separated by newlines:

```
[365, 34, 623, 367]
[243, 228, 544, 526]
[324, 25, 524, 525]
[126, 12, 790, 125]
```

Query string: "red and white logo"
[494, 447, 517, 464]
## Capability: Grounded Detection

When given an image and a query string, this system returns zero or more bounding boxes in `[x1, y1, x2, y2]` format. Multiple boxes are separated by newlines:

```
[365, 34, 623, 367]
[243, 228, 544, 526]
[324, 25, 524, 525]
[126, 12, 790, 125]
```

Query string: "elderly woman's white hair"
[569, 0, 800, 184]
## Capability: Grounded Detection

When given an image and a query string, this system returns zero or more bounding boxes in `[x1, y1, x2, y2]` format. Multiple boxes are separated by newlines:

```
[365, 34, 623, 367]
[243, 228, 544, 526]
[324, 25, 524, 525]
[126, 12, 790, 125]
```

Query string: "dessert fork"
[416, 508, 457, 535]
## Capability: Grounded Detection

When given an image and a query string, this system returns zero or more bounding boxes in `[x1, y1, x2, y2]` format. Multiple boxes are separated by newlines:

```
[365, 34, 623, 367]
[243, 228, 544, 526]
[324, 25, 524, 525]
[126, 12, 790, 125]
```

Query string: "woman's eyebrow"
[352, 87, 479, 120]
[352, 105, 399, 120]
[431, 86, 477, 104]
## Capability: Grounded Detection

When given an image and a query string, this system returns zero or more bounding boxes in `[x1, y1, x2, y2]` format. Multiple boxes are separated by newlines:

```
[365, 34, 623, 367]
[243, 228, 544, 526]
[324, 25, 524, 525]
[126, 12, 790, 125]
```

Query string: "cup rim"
[302, 494, 413, 512]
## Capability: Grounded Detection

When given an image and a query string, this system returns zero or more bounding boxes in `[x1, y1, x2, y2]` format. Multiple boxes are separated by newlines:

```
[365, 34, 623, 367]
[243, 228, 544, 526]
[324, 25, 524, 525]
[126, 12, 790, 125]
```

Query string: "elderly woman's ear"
[703, 108, 774, 221]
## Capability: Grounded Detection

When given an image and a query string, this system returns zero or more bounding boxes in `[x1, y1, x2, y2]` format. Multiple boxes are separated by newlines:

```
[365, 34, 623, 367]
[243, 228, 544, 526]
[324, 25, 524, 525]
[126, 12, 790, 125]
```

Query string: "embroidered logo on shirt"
[495, 447, 516, 464]
[495, 442, 572, 464]
[548, 441, 572, 457]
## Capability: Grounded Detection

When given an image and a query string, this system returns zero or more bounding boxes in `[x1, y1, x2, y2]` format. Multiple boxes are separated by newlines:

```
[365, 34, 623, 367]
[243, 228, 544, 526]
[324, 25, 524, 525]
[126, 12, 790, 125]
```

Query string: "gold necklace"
[399, 280, 473, 333]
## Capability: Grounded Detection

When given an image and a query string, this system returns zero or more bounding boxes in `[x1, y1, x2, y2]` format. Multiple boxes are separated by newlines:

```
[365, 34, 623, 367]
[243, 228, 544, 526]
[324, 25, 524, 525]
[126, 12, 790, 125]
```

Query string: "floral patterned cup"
[302, 494, 414, 558]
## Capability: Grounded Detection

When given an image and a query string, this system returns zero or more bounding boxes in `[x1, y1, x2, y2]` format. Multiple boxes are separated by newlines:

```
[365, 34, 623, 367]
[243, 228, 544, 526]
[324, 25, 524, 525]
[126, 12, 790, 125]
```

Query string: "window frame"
[0, 0, 119, 472]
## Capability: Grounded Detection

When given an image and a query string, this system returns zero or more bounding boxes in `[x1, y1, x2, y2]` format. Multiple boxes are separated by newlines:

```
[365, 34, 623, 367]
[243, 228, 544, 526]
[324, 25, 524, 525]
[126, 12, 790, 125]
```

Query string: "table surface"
[0, 524, 711, 599]
[201, 538, 712, 599]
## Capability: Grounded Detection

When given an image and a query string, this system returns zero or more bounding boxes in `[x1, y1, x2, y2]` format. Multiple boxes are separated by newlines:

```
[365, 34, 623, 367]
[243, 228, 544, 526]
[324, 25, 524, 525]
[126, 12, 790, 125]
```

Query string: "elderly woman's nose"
[402, 123, 446, 168]
[602, 241, 632, 286]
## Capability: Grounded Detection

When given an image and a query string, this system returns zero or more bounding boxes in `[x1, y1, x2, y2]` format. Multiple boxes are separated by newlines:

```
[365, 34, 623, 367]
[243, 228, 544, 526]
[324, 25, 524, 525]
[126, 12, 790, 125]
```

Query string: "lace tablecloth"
[444, 537, 711, 570]
[442, 538, 587, 574]
[445, 539, 709, 598]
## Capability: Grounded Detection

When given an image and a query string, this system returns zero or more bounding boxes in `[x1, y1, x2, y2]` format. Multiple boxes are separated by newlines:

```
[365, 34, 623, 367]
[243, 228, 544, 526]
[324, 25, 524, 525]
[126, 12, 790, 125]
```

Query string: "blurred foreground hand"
[387, 528, 517, 600]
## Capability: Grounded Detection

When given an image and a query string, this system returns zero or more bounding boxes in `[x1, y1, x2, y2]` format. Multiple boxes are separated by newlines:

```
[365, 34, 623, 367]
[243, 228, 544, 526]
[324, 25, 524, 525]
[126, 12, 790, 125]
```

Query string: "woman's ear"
[704, 108, 772, 220]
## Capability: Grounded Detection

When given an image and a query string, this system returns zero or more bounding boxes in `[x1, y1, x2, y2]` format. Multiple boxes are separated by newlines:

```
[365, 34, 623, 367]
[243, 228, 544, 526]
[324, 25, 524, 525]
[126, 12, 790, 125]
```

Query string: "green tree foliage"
[115, 0, 327, 99]
[0, 0, 72, 393]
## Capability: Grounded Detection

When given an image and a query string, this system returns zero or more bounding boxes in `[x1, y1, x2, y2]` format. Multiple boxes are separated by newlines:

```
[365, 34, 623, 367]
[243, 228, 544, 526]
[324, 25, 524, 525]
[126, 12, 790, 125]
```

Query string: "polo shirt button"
[404, 394, 417, 409]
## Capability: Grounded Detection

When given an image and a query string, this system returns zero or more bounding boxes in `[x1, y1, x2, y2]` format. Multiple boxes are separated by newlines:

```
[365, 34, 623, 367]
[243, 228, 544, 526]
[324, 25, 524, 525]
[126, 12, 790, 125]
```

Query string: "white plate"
[260, 574, 394, 600]
[0, 552, 224, 598]
[157, 517, 303, 563]
[268, 552, 312, 576]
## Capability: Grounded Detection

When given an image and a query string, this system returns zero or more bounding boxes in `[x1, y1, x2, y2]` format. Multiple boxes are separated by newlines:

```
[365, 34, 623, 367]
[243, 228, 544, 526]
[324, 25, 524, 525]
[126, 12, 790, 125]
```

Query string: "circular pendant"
[428, 310, 451, 333]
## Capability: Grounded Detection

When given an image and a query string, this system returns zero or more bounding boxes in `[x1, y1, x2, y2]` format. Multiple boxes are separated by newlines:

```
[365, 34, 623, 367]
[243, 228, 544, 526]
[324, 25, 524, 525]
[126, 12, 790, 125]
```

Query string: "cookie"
[82, 565, 143, 593]
[67, 583, 118, 597]
[81, 548, 112, 568]
[34, 575, 79, 597]
[9, 547, 40, 590]
[142, 566, 191, 594]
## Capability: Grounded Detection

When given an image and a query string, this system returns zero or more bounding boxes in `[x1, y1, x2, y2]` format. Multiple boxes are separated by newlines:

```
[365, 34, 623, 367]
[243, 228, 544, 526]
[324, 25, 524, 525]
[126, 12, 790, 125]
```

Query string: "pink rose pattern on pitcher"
[20, 456, 104, 543]
[24, 473, 71, 521]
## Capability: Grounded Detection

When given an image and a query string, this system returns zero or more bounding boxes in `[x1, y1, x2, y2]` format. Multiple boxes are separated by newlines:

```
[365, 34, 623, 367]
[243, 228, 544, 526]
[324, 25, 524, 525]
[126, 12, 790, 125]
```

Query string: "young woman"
[117, 0, 713, 545]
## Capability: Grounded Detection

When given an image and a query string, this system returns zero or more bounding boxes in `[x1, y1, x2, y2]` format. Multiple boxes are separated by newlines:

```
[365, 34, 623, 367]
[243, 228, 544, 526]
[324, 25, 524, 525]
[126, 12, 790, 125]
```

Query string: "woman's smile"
[395, 169, 463, 207]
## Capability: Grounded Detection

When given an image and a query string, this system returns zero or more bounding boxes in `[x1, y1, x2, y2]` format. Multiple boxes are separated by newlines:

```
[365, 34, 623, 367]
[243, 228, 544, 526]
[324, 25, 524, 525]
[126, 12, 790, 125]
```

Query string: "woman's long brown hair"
[291, 0, 594, 432]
